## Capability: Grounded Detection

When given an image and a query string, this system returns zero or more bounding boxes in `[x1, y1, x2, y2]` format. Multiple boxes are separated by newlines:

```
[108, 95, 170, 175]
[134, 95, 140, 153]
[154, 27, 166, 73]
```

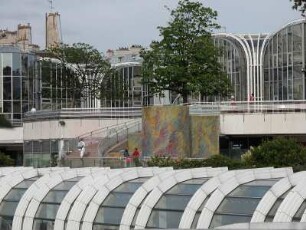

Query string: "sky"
[0, 0, 303, 53]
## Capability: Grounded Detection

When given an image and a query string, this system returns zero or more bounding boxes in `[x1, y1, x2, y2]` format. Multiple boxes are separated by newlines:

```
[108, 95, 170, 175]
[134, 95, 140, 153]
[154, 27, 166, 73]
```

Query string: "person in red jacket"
[132, 148, 141, 166]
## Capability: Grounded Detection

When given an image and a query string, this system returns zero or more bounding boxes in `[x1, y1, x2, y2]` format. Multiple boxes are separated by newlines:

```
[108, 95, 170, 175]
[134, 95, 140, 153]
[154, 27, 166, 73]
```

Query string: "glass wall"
[214, 37, 247, 101]
[100, 65, 144, 107]
[210, 179, 279, 228]
[0, 46, 38, 125]
[263, 21, 305, 100]
[39, 59, 80, 110]
[0, 176, 39, 229]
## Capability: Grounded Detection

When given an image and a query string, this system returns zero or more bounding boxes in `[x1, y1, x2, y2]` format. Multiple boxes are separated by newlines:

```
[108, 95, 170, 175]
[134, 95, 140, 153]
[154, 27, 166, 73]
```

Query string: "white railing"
[188, 100, 306, 115]
[24, 107, 142, 121]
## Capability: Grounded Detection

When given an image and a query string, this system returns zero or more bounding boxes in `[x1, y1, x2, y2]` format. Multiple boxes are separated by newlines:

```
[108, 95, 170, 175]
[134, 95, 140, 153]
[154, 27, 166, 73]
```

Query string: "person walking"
[132, 148, 141, 166]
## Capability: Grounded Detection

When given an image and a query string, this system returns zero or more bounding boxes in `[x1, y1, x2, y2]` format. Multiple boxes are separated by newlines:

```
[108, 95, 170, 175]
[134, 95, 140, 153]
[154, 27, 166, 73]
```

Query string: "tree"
[141, 0, 232, 103]
[47, 43, 111, 107]
[291, 0, 306, 14]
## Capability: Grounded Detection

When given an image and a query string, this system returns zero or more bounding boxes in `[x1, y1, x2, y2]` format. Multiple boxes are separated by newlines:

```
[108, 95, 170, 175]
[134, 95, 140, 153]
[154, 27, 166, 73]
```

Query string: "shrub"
[249, 137, 306, 171]
[0, 152, 14, 166]
[0, 115, 12, 128]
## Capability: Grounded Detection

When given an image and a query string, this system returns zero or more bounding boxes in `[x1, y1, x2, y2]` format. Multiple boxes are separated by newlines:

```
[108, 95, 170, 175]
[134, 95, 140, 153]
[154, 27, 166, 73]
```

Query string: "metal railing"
[62, 157, 140, 168]
[23, 107, 142, 121]
[188, 100, 306, 115]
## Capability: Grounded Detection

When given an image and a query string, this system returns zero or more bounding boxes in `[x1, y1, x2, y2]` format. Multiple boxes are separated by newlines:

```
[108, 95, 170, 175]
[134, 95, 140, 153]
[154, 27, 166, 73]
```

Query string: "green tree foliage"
[47, 43, 112, 107]
[0, 152, 14, 166]
[291, 0, 306, 14]
[248, 137, 306, 171]
[141, 0, 232, 103]
[0, 115, 12, 128]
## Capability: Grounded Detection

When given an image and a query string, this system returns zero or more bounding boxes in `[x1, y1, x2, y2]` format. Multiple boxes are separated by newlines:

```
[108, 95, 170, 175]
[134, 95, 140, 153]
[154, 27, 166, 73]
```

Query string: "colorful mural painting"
[190, 116, 219, 158]
[141, 106, 219, 158]
[142, 106, 190, 157]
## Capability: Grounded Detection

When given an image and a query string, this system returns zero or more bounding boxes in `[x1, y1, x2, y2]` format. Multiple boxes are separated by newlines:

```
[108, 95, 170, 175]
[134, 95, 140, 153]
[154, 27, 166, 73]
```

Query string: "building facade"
[214, 19, 306, 102]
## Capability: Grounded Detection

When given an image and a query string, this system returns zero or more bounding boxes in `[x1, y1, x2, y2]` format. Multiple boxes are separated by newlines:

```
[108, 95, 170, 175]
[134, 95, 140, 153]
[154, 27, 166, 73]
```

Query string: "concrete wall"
[0, 127, 23, 144]
[23, 118, 132, 140]
[220, 113, 306, 135]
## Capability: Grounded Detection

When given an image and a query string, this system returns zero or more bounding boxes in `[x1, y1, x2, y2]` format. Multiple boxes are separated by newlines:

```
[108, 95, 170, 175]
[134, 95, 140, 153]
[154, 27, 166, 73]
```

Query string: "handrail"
[23, 107, 142, 121]
[188, 100, 306, 115]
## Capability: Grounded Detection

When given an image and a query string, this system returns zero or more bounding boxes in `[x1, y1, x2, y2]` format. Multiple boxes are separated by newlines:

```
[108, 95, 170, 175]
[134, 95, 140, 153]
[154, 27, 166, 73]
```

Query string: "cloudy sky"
[0, 0, 302, 53]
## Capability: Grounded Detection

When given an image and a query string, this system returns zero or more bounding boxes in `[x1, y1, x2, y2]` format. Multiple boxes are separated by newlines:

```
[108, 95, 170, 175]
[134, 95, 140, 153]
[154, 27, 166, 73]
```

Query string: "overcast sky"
[0, 0, 302, 53]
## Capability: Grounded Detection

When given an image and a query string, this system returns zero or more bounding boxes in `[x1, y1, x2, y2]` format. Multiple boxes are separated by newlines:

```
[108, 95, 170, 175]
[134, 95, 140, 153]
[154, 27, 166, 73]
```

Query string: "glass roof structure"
[0, 167, 306, 229]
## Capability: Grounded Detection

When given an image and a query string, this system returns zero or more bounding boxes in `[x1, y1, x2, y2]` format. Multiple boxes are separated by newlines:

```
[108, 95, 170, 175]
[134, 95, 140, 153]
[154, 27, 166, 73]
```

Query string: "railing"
[23, 107, 142, 121]
[188, 100, 306, 115]
[62, 157, 140, 168]
[67, 119, 142, 158]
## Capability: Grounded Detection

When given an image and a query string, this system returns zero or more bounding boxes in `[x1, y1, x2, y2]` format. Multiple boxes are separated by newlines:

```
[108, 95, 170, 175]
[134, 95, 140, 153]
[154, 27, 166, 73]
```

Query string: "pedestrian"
[77, 138, 86, 158]
[132, 148, 141, 166]
[249, 93, 255, 102]
[123, 148, 129, 157]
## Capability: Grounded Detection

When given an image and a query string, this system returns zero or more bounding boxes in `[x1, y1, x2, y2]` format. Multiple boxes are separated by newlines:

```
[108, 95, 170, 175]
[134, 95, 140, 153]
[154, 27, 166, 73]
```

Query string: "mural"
[190, 116, 219, 158]
[141, 106, 219, 158]
[142, 106, 190, 157]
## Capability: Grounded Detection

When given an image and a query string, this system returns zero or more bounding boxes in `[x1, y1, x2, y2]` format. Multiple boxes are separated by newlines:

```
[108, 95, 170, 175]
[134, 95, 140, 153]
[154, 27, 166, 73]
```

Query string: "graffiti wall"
[142, 106, 190, 157]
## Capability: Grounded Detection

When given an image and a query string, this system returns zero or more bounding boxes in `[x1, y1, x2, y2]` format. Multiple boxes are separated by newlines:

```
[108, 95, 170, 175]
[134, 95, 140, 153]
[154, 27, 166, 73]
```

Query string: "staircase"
[64, 119, 142, 166]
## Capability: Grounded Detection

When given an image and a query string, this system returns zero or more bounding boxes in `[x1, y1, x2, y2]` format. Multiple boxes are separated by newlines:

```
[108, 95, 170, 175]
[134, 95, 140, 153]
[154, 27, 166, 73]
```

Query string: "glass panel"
[114, 182, 143, 193]
[14, 178, 38, 188]
[147, 210, 183, 229]
[102, 193, 133, 207]
[0, 201, 18, 216]
[182, 178, 209, 184]
[12, 53, 21, 76]
[167, 184, 202, 195]
[4, 188, 26, 201]
[35, 203, 60, 219]
[216, 197, 260, 215]
[0, 216, 13, 230]
[266, 199, 282, 220]
[229, 185, 271, 198]
[42, 190, 67, 203]
[53, 181, 77, 190]
[210, 214, 251, 228]
[33, 219, 54, 230]
[244, 179, 279, 186]
[94, 207, 124, 225]
[13, 77, 21, 100]
[293, 201, 306, 221]
[3, 77, 11, 100]
[154, 195, 192, 210]
[2, 53, 12, 76]
[92, 224, 119, 230]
